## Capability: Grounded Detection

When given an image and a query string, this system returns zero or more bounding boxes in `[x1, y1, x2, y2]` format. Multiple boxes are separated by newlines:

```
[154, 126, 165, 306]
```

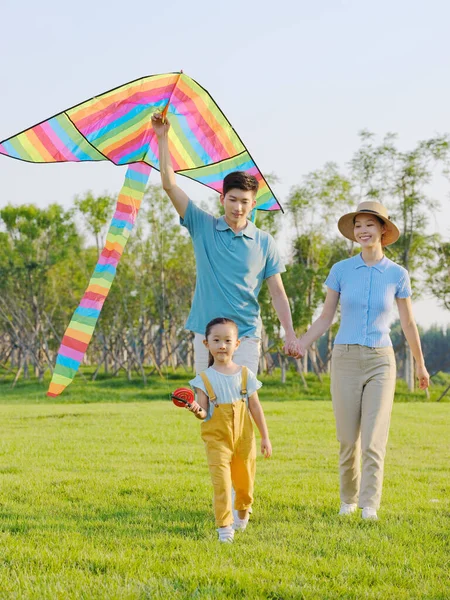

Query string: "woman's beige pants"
[331, 344, 396, 509]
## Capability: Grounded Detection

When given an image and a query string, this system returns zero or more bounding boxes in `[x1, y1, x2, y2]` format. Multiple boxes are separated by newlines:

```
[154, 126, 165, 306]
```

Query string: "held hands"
[151, 112, 170, 137]
[416, 364, 430, 390]
[283, 333, 309, 359]
[261, 437, 272, 458]
[283, 334, 304, 359]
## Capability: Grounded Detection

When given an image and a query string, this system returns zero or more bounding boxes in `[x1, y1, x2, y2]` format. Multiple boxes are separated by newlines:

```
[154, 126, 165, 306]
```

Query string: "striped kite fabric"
[47, 162, 151, 397]
[0, 72, 282, 211]
[0, 72, 283, 396]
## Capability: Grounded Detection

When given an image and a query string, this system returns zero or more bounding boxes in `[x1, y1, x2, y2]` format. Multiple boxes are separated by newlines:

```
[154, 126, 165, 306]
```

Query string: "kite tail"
[47, 162, 152, 397]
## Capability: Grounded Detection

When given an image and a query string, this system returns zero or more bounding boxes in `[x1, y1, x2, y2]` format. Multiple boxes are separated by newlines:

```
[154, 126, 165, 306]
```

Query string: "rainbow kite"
[0, 72, 283, 396]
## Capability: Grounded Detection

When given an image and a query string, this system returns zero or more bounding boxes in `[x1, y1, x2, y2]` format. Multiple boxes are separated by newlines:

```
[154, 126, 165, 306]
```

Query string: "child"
[187, 317, 272, 543]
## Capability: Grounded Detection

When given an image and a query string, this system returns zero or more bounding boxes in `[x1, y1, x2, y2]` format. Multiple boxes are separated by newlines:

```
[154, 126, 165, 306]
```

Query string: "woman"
[298, 201, 430, 520]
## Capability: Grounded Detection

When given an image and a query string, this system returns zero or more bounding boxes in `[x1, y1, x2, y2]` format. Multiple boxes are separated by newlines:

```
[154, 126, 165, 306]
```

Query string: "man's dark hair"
[223, 171, 259, 197]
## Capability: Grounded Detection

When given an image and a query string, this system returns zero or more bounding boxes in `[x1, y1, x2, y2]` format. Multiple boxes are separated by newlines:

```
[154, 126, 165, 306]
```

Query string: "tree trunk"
[404, 344, 414, 392]
[279, 352, 286, 384]
[437, 383, 450, 402]
[309, 343, 323, 383]
[12, 358, 23, 387]
[295, 358, 308, 389]
[327, 329, 333, 374]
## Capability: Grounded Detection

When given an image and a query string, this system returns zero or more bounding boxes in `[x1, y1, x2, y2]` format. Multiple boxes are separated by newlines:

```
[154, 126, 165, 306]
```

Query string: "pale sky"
[1, 0, 449, 328]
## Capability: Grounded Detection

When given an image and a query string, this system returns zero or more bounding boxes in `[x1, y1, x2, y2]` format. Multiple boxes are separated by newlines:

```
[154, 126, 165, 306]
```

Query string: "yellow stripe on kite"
[69, 74, 177, 122]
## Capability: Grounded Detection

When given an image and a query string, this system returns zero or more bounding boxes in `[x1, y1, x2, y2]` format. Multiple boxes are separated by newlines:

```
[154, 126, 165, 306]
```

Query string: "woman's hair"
[205, 318, 239, 367]
[353, 214, 385, 227]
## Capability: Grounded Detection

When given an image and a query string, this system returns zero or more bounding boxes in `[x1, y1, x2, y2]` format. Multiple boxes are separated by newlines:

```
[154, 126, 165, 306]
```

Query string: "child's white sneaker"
[232, 515, 249, 531]
[361, 507, 378, 520]
[217, 526, 234, 543]
[232, 502, 249, 530]
[339, 502, 357, 515]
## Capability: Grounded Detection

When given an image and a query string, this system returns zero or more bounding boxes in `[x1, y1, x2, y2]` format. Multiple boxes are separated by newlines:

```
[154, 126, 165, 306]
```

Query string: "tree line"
[1, 132, 449, 389]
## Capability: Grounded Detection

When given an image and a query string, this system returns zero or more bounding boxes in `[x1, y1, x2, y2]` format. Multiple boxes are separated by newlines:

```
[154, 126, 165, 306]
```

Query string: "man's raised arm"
[151, 113, 189, 218]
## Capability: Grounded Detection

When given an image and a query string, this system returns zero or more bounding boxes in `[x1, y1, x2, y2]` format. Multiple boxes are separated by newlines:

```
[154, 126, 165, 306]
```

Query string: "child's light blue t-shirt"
[190, 367, 262, 422]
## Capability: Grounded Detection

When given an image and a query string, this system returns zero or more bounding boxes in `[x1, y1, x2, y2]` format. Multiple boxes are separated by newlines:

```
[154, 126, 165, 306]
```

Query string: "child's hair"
[205, 318, 239, 368]
[223, 171, 259, 197]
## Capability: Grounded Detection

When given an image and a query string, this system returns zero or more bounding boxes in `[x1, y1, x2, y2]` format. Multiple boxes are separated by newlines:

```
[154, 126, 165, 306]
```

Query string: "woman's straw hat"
[338, 201, 400, 246]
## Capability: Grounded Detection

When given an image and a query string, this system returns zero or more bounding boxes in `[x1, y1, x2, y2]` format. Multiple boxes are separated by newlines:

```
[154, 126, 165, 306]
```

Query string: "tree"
[0, 204, 81, 381]
[350, 131, 450, 389]
[286, 164, 354, 378]
[86, 184, 197, 378]
[74, 192, 115, 253]
[426, 241, 450, 311]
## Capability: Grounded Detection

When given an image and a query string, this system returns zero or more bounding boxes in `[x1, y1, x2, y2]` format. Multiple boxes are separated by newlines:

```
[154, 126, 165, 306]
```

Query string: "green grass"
[0, 373, 448, 598]
[0, 369, 448, 404]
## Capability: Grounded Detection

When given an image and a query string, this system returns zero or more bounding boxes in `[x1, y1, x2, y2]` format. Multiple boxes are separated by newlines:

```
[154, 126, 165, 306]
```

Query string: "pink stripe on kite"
[80, 298, 104, 310]
[148, 135, 160, 163]
[131, 161, 152, 174]
[113, 210, 135, 224]
[171, 90, 229, 162]
[207, 181, 223, 192]
[247, 167, 260, 178]
[41, 121, 80, 162]
[109, 136, 148, 163]
[74, 86, 175, 133]
[33, 125, 66, 162]
[147, 134, 181, 171]
[59, 344, 84, 362]
[97, 254, 120, 268]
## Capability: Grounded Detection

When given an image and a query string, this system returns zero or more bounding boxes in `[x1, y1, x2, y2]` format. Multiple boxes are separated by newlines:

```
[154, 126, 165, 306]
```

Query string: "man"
[151, 113, 300, 374]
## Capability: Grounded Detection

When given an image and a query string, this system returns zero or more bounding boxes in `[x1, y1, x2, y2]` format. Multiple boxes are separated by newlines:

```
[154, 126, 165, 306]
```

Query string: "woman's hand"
[261, 438, 272, 458]
[416, 364, 430, 390]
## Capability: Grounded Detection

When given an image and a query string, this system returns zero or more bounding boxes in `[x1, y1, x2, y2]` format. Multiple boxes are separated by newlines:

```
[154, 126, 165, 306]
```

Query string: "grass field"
[0, 372, 448, 599]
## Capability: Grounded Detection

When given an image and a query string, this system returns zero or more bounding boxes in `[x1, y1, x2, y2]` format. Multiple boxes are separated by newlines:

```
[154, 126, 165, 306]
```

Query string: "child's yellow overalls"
[200, 366, 256, 528]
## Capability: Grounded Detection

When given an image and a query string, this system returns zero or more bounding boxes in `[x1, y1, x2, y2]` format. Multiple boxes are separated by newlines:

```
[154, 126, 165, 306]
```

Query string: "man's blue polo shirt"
[325, 253, 412, 347]
[180, 200, 285, 339]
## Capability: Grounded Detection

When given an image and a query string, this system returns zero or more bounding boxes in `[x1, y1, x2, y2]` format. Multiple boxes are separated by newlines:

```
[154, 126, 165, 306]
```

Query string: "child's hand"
[186, 401, 204, 417]
[261, 438, 272, 458]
